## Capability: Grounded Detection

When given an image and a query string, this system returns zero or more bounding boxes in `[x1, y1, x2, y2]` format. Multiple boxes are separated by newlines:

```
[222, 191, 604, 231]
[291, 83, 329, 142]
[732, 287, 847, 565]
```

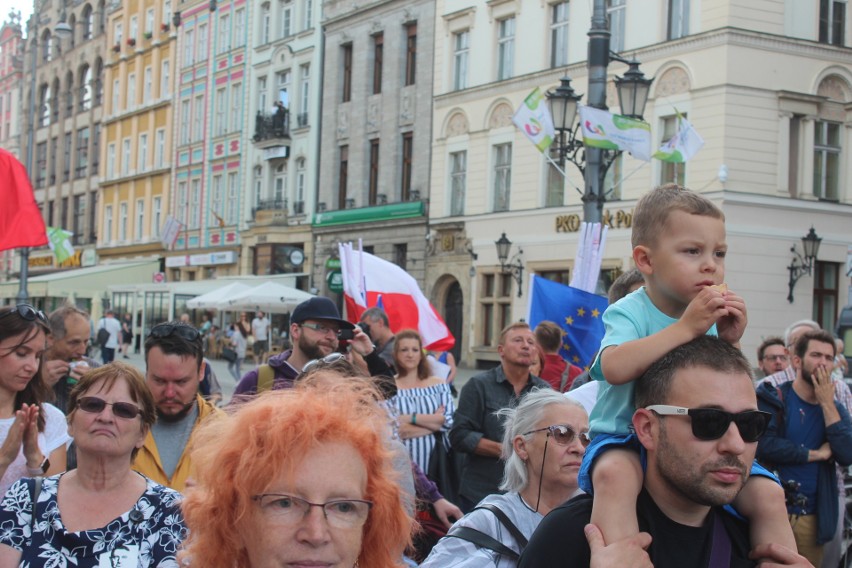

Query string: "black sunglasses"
[0, 304, 47, 325]
[148, 323, 201, 342]
[77, 396, 142, 420]
[646, 405, 771, 443]
[523, 424, 591, 447]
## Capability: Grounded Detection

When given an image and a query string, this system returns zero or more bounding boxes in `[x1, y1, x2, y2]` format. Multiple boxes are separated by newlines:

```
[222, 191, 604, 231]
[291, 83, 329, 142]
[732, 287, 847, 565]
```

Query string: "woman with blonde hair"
[181, 377, 413, 567]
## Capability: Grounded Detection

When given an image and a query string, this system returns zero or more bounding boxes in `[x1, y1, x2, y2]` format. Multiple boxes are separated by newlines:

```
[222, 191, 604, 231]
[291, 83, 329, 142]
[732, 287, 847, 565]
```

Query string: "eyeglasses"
[523, 424, 591, 447]
[300, 322, 340, 336]
[0, 304, 47, 325]
[148, 323, 200, 342]
[646, 405, 771, 443]
[761, 354, 788, 362]
[77, 396, 142, 420]
[252, 494, 373, 529]
[301, 352, 346, 373]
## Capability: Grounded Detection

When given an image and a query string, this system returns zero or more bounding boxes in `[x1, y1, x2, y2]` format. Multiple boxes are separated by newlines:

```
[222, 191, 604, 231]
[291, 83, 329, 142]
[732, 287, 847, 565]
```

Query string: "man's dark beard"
[156, 399, 196, 423]
[299, 334, 330, 361]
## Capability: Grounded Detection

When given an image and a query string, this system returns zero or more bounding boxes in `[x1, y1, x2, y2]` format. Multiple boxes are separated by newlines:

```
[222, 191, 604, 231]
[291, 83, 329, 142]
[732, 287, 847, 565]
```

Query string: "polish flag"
[0, 148, 48, 251]
[339, 242, 455, 351]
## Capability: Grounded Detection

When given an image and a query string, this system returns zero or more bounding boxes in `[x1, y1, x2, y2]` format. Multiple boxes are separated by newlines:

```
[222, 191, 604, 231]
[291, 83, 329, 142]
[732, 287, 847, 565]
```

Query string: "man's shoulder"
[519, 495, 592, 567]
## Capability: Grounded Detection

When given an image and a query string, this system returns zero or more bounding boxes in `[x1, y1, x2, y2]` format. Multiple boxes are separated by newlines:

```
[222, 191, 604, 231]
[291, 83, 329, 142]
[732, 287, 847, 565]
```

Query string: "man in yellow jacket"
[133, 321, 219, 492]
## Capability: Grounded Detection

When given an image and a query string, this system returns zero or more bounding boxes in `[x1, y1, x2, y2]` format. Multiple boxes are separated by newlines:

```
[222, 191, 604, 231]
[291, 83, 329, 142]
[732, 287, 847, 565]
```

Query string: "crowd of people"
[0, 183, 848, 566]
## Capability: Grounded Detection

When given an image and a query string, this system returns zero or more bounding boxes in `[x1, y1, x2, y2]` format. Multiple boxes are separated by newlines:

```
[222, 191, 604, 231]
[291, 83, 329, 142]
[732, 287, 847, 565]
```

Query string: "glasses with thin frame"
[300, 322, 340, 336]
[0, 304, 47, 325]
[77, 396, 142, 420]
[646, 405, 771, 443]
[148, 323, 201, 342]
[523, 424, 591, 447]
[301, 352, 347, 373]
[252, 493, 373, 528]
[761, 354, 788, 362]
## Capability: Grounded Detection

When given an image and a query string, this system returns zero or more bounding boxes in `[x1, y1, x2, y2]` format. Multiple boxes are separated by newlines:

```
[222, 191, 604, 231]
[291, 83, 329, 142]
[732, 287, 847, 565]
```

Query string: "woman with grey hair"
[421, 388, 588, 567]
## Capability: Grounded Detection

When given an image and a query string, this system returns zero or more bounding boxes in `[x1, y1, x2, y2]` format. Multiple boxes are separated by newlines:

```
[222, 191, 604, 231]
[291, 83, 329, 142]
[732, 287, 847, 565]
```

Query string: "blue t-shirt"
[589, 287, 717, 437]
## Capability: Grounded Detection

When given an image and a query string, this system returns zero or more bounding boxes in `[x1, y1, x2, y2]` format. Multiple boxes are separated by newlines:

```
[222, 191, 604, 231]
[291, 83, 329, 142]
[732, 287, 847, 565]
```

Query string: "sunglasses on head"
[77, 396, 142, 420]
[301, 352, 347, 373]
[0, 304, 47, 325]
[646, 405, 771, 443]
[148, 323, 201, 342]
[523, 424, 591, 447]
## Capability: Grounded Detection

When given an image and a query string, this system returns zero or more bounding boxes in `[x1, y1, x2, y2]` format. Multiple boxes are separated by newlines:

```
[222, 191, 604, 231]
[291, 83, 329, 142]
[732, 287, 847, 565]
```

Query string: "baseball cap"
[291, 297, 355, 329]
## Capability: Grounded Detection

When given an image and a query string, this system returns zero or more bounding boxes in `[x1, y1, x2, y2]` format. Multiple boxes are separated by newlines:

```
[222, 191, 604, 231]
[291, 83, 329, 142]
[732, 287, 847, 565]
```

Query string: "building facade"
[426, 0, 852, 367]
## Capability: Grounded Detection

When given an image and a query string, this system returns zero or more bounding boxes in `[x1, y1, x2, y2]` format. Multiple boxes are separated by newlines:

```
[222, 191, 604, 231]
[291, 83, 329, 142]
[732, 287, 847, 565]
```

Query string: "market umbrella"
[225, 281, 314, 313]
[186, 281, 252, 310]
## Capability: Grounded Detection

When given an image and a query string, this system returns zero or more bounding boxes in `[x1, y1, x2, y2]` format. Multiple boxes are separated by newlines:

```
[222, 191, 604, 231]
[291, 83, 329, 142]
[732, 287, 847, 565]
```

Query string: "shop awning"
[0, 261, 160, 301]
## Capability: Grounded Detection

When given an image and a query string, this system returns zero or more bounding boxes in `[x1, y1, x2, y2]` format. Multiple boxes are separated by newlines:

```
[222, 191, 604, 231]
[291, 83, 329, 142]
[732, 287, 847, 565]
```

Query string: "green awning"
[313, 201, 424, 226]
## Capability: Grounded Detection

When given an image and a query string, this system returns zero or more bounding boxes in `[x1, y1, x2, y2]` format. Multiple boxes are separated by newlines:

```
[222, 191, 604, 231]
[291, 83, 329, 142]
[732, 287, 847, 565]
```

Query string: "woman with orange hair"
[180, 376, 413, 568]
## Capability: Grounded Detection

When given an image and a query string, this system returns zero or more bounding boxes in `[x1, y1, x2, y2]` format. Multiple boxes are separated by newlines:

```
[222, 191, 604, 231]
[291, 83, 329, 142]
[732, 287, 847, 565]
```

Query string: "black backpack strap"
[447, 526, 519, 560]
[473, 503, 529, 549]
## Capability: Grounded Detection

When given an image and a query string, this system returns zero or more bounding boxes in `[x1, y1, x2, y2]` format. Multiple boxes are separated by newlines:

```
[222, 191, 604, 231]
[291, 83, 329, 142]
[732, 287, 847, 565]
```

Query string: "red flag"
[339, 242, 455, 351]
[0, 148, 47, 251]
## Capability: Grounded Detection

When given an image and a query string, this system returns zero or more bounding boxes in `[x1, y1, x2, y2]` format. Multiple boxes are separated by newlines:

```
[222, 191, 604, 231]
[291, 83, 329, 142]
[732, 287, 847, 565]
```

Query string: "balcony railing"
[296, 112, 309, 128]
[293, 200, 304, 215]
[251, 198, 287, 217]
[253, 110, 290, 142]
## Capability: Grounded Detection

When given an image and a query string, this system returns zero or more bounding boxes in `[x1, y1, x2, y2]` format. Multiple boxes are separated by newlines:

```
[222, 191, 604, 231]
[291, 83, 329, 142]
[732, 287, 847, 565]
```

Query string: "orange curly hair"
[180, 377, 413, 567]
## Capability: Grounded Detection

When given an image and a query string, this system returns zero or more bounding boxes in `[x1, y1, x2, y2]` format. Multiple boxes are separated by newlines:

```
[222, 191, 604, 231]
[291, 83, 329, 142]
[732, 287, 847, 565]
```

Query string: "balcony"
[253, 110, 291, 151]
[251, 198, 288, 226]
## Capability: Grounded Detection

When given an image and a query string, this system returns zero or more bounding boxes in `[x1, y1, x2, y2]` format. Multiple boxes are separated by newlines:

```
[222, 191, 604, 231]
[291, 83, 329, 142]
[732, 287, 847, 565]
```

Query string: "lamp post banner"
[653, 113, 704, 163]
[579, 105, 651, 161]
[512, 87, 556, 153]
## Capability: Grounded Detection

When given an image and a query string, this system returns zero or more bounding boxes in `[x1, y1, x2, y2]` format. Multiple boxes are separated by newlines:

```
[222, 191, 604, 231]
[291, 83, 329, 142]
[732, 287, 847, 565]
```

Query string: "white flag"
[579, 105, 652, 161]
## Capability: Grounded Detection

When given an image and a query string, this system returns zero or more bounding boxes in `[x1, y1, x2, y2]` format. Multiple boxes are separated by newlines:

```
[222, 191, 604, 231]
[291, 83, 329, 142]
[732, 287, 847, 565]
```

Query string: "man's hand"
[432, 498, 462, 529]
[585, 523, 653, 568]
[68, 362, 92, 382]
[749, 543, 814, 567]
[349, 326, 375, 357]
[812, 365, 835, 407]
[678, 288, 728, 339]
[716, 291, 748, 346]
[40, 360, 70, 388]
[808, 441, 832, 462]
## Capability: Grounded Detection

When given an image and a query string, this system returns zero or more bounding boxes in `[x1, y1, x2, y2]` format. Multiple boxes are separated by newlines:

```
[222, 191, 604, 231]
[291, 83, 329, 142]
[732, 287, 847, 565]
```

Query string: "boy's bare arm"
[601, 289, 728, 385]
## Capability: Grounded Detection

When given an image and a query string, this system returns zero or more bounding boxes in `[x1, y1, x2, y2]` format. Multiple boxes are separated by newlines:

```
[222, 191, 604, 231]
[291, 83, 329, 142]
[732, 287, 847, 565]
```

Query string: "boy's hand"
[716, 290, 747, 345]
[678, 288, 728, 339]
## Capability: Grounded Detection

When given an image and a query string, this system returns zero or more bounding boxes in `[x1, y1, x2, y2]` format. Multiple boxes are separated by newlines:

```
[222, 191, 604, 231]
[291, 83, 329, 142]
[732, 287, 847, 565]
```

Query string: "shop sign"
[28, 249, 84, 269]
[555, 208, 634, 233]
[327, 270, 344, 293]
[325, 258, 341, 270]
[166, 251, 237, 267]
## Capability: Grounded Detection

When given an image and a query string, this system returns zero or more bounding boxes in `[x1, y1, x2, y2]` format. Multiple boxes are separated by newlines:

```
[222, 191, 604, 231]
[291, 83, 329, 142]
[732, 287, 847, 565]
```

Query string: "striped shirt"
[392, 383, 455, 473]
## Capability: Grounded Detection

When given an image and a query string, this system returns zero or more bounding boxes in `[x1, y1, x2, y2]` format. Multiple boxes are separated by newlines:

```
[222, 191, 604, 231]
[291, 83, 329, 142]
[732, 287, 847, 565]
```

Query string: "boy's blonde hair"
[631, 184, 724, 248]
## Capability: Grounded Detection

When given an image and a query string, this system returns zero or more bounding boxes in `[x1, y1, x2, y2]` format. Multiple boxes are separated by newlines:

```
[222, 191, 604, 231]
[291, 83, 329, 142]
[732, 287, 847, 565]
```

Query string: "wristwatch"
[27, 456, 50, 476]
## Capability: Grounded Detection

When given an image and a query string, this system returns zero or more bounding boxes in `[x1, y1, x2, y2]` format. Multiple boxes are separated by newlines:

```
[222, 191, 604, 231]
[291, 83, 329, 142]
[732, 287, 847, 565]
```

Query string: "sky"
[0, 1, 32, 34]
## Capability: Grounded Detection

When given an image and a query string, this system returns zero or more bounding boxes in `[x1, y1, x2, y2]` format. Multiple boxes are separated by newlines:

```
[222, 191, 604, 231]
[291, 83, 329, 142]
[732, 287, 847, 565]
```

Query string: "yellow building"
[99, 0, 176, 265]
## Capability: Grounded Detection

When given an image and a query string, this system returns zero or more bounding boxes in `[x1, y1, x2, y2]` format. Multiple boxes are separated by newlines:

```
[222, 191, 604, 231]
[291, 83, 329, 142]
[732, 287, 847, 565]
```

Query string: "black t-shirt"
[518, 489, 754, 568]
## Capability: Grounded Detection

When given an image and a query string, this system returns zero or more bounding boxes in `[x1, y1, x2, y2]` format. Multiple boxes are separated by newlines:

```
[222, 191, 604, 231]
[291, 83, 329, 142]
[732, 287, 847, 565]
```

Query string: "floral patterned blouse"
[0, 474, 186, 567]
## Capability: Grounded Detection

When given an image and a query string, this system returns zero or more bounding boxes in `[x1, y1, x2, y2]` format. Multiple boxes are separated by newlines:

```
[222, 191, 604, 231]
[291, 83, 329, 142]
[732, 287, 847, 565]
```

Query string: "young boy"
[582, 184, 795, 552]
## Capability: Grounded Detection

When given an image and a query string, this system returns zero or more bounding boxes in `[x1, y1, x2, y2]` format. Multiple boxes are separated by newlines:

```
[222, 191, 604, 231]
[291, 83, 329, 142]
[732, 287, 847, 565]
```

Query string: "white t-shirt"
[0, 403, 71, 495]
[98, 317, 123, 349]
[252, 316, 270, 339]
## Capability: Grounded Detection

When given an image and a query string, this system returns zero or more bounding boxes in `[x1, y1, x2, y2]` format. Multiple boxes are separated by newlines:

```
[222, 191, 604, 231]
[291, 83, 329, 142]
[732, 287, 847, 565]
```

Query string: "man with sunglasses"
[756, 330, 852, 566]
[520, 336, 810, 567]
[133, 321, 219, 491]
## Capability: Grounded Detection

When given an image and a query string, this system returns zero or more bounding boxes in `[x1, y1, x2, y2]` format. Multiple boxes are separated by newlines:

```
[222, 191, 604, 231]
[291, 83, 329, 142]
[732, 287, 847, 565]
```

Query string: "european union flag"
[528, 275, 609, 370]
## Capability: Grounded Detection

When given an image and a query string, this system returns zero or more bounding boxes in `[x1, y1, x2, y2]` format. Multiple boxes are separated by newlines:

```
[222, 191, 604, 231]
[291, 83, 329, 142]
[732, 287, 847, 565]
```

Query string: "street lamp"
[545, 0, 654, 224]
[495, 233, 524, 298]
[787, 227, 822, 303]
[18, 3, 71, 304]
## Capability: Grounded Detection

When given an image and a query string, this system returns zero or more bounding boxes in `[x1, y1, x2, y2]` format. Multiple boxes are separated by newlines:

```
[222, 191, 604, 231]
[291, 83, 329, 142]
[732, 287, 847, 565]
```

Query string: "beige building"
[426, 0, 852, 367]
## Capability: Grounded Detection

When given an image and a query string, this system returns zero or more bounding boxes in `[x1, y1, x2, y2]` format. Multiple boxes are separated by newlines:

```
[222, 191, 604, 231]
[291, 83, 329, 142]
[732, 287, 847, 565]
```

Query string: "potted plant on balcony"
[144, 31, 153, 40]
[160, 22, 170, 33]
[112, 43, 121, 52]
[127, 38, 136, 47]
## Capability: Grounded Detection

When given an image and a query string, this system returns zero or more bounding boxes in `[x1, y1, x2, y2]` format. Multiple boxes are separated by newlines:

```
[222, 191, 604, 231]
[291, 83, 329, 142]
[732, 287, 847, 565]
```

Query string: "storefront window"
[253, 244, 306, 275]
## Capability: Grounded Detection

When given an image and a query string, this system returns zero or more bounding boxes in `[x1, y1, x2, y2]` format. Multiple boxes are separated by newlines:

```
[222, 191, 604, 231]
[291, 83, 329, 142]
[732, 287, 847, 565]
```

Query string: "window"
[75, 127, 89, 179]
[79, 66, 93, 111]
[160, 59, 170, 98]
[281, 1, 292, 37]
[190, 179, 201, 228]
[152, 196, 162, 237]
[94, 60, 103, 106]
[813, 261, 840, 330]
[138, 133, 148, 172]
[106, 142, 116, 178]
[820, 0, 846, 45]
[607, 0, 625, 52]
[119, 202, 128, 241]
[211, 175, 223, 227]
[546, 162, 563, 207]
[401, 132, 413, 201]
[155, 129, 166, 168]
[218, 14, 230, 53]
[274, 164, 286, 201]
[135, 198, 145, 240]
[368, 139, 380, 205]
[234, 9, 246, 47]
[104, 205, 113, 243]
[121, 138, 131, 175]
[193, 94, 205, 141]
[258, 76, 268, 111]
[341, 44, 352, 102]
[492, 143, 512, 211]
[143, 66, 153, 102]
[405, 23, 417, 86]
[145, 8, 155, 34]
[276, 70, 290, 108]
[298, 64, 310, 125]
[303, 0, 313, 29]
[551, 1, 570, 67]
[114, 22, 123, 47]
[48, 137, 57, 184]
[295, 158, 305, 212]
[254, 166, 264, 207]
[127, 72, 136, 109]
[660, 115, 685, 186]
[63, 132, 72, 181]
[227, 172, 239, 224]
[668, 0, 689, 39]
[479, 273, 513, 346]
[814, 120, 841, 200]
[35, 141, 47, 188]
[83, 5, 94, 39]
[163, 0, 172, 26]
[88, 191, 98, 242]
[92, 124, 101, 174]
[260, 3, 271, 44]
[453, 31, 469, 90]
[112, 78, 120, 113]
[183, 29, 194, 65]
[338, 145, 348, 209]
[177, 181, 187, 226]
[129, 16, 138, 42]
[179, 99, 191, 145]
[231, 83, 242, 133]
[497, 17, 515, 80]
[215, 88, 227, 136]
[73, 195, 84, 243]
[372, 33, 383, 94]
[198, 23, 208, 61]
[450, 150, 466, 216]
[394, 243, 407, 270]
